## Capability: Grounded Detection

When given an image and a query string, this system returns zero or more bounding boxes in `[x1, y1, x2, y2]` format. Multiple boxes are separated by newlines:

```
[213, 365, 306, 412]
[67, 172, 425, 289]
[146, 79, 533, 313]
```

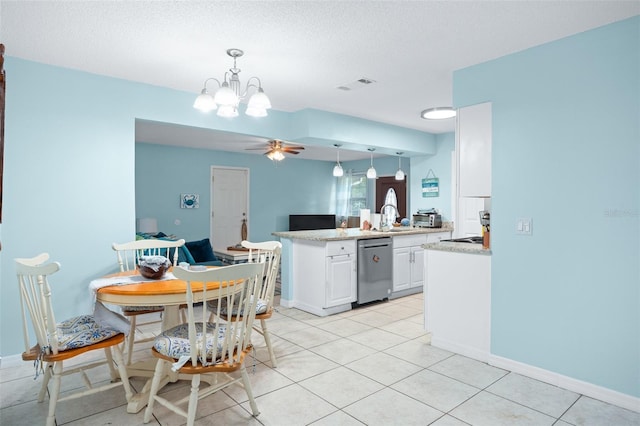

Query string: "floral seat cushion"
[54, 315, 120, 351]
[154, 323, 231, 362]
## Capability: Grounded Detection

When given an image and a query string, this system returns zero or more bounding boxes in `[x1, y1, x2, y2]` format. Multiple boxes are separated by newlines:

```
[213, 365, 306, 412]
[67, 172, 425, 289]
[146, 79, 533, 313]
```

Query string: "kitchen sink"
[442, 236, 484, 244]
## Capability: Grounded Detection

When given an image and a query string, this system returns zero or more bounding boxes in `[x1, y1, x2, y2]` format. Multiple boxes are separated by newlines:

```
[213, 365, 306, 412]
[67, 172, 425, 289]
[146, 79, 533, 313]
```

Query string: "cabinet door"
[410, 246, 425, 288]
[392, 247, 411, 292]
[457, 102, 492, 197]
[325, 254, 356, 308]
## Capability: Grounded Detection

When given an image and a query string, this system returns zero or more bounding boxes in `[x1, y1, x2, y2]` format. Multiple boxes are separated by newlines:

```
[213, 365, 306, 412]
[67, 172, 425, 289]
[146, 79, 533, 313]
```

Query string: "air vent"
[337, 77, 376, 91]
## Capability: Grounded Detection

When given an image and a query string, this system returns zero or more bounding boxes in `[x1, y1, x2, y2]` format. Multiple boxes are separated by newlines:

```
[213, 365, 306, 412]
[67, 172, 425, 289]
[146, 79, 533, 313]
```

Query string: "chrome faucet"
[380, 203, 398, 228]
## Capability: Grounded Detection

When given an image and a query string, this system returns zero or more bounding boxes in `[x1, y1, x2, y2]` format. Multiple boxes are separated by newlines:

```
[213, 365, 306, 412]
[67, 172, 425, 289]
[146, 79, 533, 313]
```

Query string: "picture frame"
[180, 193, 199, 209]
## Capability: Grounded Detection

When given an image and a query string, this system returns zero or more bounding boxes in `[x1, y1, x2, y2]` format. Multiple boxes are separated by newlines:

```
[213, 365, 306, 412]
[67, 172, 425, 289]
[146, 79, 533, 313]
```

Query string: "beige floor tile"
[299, 366, 384, 408]
[316, 318, 372, 338]
[348, 310, 396, 328]
[487, 372, 580, 418]
[383, 339, 453, 368]
[309, 409, 366, 425]
[391, 369, 479, 412]
[275, 349, 340, 382]
[560, 396, 640, 426]
[346, 327, 409, 351]
[343, 387, 443, 426]
[345, 352, 422, 386]
[379, 318, 428, 339]
[450, 391, 556, 426]
[241, 383, 337, 426]
[278, 326, 342, 349]
[309, 337, 377, 365]
[222, 362, 294, 403]
[194, 404, 262, 425]
[429, 354, 508, 388]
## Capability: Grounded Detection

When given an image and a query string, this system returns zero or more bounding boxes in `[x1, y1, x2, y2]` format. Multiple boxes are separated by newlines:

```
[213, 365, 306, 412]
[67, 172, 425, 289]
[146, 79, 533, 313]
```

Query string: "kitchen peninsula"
[273, 225, 452, 316]
[423, 240, 491, 362]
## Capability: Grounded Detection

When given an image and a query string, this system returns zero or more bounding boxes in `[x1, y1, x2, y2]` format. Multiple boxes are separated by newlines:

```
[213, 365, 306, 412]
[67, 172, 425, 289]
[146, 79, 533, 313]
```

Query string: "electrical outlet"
[516, 218, 532, 235]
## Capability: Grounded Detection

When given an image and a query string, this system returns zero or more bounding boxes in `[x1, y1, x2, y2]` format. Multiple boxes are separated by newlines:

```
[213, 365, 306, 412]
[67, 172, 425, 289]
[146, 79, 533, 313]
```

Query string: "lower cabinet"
[292, 239, 356, 316]
[392, 231, 451, 296]
[326, 253, 356, 308]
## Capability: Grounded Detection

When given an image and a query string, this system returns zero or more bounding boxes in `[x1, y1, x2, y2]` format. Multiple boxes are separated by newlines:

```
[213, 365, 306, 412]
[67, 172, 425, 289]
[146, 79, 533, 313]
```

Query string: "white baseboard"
[0, 353, 24, 369]
[488, 354, 640, 413]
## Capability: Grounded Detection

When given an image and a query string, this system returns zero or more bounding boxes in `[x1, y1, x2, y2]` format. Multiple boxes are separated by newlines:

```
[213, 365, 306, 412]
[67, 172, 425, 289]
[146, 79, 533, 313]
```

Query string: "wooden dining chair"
[16, 253, 133, 426]
[112, 238, 186, 364]
[143, 262, 265, 426]
[207, 240, 282, 367]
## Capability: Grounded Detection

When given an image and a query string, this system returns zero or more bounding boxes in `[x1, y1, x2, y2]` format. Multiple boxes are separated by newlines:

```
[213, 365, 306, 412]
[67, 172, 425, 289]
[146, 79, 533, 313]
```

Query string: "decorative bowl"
[138, 255, 171, 280]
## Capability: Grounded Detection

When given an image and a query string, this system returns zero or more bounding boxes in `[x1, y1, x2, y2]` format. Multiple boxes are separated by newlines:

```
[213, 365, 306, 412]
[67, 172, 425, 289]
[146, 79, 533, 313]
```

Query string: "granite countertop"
[273, 223, 453, 242]
[423, 241, 492, 256]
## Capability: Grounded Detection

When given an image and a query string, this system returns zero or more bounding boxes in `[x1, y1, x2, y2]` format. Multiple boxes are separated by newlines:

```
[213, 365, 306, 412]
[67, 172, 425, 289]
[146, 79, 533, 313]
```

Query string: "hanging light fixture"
[366, 148, 377, 179]
[420, 107, 456, 120]
[395, 152, 405, 180]
[266, 148, 285, 161]
[193, 48, 272, 118]
[332, 144, 344, 177]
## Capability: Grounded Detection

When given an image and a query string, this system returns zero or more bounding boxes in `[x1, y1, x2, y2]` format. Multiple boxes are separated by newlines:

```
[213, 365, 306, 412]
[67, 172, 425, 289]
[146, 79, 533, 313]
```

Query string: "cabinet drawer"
[326, 240, 355, 257]
[426, 231, 452, 243]
[392, 234, 427, 249]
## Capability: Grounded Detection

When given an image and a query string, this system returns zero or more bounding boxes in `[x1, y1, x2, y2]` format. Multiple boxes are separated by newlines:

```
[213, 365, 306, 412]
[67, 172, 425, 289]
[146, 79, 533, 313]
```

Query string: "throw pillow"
[185, 238, 218, 263]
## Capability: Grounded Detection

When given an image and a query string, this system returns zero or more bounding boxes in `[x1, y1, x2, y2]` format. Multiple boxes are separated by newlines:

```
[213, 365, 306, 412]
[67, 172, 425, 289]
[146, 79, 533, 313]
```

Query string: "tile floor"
[1, 293, 638, 425]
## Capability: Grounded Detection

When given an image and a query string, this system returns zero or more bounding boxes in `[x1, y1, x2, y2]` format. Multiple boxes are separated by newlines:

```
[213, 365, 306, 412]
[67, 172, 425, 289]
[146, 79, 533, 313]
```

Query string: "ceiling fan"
[246, 139, 305, 161]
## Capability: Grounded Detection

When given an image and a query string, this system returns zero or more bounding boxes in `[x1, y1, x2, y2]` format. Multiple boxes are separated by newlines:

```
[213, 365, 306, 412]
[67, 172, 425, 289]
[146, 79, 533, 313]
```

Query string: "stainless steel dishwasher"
[356, 237, 393, 305]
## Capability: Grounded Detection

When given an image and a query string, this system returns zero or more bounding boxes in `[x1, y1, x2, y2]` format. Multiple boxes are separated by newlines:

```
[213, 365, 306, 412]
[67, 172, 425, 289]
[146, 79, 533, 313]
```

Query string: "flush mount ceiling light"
[395, 152, 405, 180]
[366, 148, 377, 179]
[420, 107, 456, 120]
[332, 144, 344, 177]
[193, 48, 271, 118]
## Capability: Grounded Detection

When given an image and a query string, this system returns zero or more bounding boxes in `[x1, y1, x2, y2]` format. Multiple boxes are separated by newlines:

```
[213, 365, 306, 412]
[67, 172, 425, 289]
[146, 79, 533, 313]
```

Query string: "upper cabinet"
[457, 102, 492, 197]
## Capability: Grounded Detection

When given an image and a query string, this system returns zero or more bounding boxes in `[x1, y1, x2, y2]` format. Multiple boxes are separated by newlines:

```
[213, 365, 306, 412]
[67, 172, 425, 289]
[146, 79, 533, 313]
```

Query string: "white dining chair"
[16, 253, 133, 426]
[112, 238, 185, 364]
[143, 262, 265, 426]
[207, 240, 282, 367]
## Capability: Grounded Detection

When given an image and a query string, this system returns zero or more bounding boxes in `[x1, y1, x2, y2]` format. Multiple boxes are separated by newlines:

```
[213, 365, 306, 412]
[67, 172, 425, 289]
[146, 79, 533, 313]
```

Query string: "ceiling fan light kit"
[421, 106, 457, 120]
[194, 48, 271, 118]
[246, 139, 305, 161]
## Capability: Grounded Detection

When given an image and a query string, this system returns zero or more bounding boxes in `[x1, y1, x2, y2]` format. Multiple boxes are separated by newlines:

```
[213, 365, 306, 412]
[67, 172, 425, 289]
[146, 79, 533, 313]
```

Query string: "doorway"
[211, 167, 249, 250]
[375, 176, 407, 221]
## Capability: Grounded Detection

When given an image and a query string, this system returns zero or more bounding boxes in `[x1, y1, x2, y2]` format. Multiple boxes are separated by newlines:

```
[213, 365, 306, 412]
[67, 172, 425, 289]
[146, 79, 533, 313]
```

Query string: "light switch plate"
[516, 218, 532, 235]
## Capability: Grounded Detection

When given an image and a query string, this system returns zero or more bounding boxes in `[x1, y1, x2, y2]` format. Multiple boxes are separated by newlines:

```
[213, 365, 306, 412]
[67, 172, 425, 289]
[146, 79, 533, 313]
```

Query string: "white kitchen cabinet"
[326, 253, 356, 307]
[292, 239, 356, 316]
[457, 102, 492, 197]
[393, 232, 452, 296]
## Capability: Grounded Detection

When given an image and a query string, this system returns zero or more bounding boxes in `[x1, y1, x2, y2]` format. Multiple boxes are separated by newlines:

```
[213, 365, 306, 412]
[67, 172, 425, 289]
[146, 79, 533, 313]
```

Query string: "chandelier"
[193, 48, 272, 118]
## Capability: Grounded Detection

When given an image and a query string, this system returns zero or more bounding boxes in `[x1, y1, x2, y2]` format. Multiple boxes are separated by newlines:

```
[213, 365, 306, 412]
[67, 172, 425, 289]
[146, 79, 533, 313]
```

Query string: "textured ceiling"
[2, 1, 638, 161]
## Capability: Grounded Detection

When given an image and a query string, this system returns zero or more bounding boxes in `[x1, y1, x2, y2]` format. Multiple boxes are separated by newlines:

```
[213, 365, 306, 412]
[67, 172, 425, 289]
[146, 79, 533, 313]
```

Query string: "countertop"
[272, 223, 453, 242]
[423, 241, 492, 256]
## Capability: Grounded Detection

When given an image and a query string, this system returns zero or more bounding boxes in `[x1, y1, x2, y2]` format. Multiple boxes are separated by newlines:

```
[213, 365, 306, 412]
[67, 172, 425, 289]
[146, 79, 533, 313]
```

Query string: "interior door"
[211, 167, 249, 251]
[375, 176, 406, 220]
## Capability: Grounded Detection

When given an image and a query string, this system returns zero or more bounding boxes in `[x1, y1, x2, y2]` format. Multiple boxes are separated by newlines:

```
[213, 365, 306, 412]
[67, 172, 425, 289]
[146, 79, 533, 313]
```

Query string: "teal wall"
[410, 133, 456, 220]
[135, 143, 407, 242]
[454, 17, 639, 397]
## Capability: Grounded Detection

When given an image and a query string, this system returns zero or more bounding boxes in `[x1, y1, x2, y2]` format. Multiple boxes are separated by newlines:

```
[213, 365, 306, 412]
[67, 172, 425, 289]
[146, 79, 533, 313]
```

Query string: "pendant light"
[366, 148, 377, 179]
[332, 144, 344, 177]
[395, 152, 405, 180]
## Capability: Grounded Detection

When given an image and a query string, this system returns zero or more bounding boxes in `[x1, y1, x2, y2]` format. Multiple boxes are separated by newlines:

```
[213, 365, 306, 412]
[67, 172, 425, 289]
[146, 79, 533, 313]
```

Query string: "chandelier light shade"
[395, 152, 405, 180]
[333, 144, 344, 177]
[421, 106, 457, 120]
[266, 149, 285, 161]
[194, 48, 271, 118]
[366, 148, 377, 179]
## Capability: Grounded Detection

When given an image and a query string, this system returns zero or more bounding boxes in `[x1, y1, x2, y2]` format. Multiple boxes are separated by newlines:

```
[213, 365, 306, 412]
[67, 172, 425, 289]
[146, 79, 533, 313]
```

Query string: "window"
[336, 172, 370, 219]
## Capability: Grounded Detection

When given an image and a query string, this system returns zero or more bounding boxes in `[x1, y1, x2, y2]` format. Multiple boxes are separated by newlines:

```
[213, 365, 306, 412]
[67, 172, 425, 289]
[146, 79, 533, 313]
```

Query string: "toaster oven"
[413, 213, 442, 228]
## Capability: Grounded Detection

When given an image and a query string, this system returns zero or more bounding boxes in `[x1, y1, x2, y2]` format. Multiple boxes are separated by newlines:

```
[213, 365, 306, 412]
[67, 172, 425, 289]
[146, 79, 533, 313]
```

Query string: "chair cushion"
[185, 238, 219, 263]
[55, 315, 120, 351]
[153, 323, 229, 361]
[207, 297, 268, 316]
